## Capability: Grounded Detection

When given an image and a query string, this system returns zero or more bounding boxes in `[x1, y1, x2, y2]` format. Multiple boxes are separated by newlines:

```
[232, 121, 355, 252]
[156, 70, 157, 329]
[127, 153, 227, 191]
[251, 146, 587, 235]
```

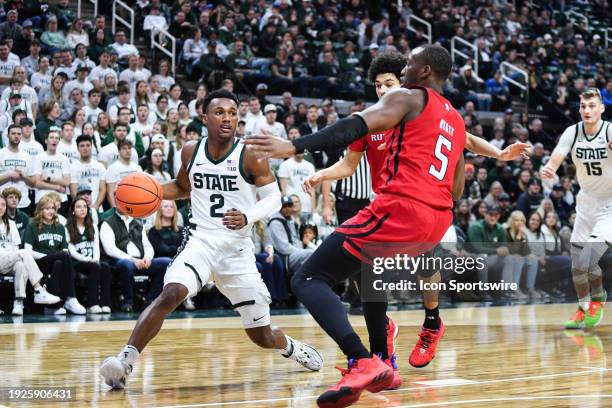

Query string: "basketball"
[114, 172, 162, 218]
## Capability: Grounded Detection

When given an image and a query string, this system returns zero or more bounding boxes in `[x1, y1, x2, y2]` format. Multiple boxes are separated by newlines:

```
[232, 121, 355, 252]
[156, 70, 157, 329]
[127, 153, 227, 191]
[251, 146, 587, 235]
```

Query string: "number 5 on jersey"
[429, 134, 452, 180]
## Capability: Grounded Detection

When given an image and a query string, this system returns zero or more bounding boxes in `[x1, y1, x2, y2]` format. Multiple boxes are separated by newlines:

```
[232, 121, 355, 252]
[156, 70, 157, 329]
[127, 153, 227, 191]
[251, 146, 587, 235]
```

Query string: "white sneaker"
[34, 287, 61, 305]
[64, 298, 86, 315]
[88, 305, 102, 314]
[54, 307, 67, 315]
[100, 306, 111, 314]
[100, 356, 133, 389]
[282, 336, 323, 371]
[11, 300, 24, 316]
[183, 297, 195, 310]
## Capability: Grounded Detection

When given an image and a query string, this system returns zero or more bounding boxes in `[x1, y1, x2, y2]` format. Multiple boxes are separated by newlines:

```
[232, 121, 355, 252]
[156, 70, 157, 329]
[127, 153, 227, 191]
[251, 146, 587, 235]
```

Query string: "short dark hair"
[7, 124, 21, 134]
[203, 89, 239, 113]
[118, 139, 133, 149]
[418, 45, 453, 80]
[118, 106, 131, 115]
[114, 122, 128, 131]
[368, 51, 407, 82]
[76, 135, 92, 146]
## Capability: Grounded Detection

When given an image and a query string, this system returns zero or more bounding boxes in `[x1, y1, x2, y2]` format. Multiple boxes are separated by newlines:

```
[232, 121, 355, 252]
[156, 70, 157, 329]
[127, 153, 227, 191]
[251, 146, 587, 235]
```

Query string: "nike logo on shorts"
[253, 315, 266, 322]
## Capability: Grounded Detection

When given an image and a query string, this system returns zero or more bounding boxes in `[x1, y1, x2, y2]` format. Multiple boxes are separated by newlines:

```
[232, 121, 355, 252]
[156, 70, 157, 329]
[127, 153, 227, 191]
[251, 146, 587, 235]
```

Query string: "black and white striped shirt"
[333, 149, 372, 200]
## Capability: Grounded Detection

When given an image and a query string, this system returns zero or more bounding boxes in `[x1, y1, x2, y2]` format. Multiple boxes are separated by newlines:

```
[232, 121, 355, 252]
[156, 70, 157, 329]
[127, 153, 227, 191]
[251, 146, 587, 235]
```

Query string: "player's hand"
[322, 206, 333, 225]
[242, 129, 297, 162]
[303, 171, 324, 194]
[499, 142, 532, 161]
[223, 208, 246, 230]
[540, 165, 556, 179]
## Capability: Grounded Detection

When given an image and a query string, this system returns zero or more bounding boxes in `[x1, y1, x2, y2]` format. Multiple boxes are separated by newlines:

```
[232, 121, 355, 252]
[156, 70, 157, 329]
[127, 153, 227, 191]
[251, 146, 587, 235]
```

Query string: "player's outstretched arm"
[465, 132, 532, 161]
[223, 150, 282, 230]
[242, 88, 419, 158]
[541, 125, 574, 179]
[161, 141, 196, 200]
[303, 150, 363, 194]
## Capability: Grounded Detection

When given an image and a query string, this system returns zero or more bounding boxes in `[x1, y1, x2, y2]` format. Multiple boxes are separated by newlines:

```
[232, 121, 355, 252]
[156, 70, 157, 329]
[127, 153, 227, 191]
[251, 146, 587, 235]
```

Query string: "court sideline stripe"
[395, 395, 612, 408]
[154, 368, 612, 408]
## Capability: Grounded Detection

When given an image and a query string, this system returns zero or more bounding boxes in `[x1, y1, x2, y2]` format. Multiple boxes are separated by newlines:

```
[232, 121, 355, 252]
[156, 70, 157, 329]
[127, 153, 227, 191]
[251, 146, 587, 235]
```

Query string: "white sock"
[14, 299, 23, 305]
[579, 296, 590, 311]
[280, 335, 294, 357]
[119, 345, 140, 365]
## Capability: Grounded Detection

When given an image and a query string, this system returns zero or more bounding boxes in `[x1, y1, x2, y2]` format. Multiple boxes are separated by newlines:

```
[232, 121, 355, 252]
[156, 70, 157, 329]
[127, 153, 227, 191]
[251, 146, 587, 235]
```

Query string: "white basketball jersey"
[187, 137, 257, 239]
[569, 121, 611, 198]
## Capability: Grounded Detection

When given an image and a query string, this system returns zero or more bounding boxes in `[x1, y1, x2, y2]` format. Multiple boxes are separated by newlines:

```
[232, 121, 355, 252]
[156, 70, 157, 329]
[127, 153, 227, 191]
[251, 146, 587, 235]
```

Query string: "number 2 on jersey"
[429, 134, 452, 180]
[210, 194, 225, 217]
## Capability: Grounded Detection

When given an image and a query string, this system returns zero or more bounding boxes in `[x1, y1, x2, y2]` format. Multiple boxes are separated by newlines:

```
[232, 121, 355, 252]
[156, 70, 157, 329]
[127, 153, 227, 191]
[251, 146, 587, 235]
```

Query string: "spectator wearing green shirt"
[467, 204, 514, 300]
[23, 194, 86, 315]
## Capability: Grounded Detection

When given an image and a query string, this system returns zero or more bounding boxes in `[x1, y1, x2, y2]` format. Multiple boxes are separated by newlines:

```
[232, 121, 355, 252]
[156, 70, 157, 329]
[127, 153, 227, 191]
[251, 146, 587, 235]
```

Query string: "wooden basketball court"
[0, 303, 610, 407]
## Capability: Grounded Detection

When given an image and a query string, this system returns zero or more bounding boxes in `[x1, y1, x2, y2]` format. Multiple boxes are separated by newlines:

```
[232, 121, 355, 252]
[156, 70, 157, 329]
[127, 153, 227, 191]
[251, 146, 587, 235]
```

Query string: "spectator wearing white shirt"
[0, 125, 35, 210]
[0, 77, 35, 122]
[89, 50, 117, 91]
[63, 64, 94, 102]
[30, 56, 52, 93]
[56, 121, 79, 163]
[18, 117, 43, 158]
[143, 6, 169, 35]
[0, 93, 29, 142]
[70, 135, 107, 209]
[277, 154, 316, 218]
[167, 83, 183, 111]
[131, 104, 155, 141]
[105, 139, 142, 208]
[155, 60, 175, 93]
[119, 54, 151, 98]
[0, 194, 61, 316]
[108, 86, 136, 124]
[32, 129, 71, 210]
[83, 89, 103, 124]
[244, 96, 265, 136]
[2, 67, 37, 116]
[110, 30, 139, 60]
[71, 44, 96, 73]
[490, 127, 505, 150]
[0, 40, 19, 94]
[188, 84, 207, 118]
[21, 40, 41, 78]
[254, 104, 287, 139]
[98, 123, 138, 167]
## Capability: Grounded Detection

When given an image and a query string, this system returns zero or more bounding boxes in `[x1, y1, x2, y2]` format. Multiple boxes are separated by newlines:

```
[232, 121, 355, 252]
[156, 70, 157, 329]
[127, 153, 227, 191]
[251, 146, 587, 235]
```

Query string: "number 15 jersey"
[187, 137, 257, 239]
[556, 121, 611, 199]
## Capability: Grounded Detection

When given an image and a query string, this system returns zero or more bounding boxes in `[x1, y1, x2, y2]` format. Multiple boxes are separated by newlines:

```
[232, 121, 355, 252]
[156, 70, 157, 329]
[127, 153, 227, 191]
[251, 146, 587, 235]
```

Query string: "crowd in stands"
[0, 1, 610, 316]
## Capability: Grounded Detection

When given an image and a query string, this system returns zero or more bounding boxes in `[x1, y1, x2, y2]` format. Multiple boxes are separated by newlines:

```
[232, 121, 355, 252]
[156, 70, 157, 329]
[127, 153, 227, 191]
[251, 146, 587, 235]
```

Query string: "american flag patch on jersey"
[226, 159, 237, 171]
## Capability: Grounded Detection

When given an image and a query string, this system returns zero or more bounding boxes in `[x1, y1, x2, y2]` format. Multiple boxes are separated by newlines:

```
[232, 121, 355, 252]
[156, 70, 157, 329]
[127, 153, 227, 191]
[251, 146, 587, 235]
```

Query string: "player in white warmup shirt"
[541, 88, 611, 329]
[100, 90, 322, 389]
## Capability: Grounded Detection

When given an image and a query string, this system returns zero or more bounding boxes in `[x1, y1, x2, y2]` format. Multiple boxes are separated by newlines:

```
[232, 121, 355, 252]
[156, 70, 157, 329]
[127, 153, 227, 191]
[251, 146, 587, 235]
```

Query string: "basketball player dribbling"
[100, 90, 322, 389]
[243, 44, 494, 407]
[301, 51, 532, 391]
[541, 88, 610, 329]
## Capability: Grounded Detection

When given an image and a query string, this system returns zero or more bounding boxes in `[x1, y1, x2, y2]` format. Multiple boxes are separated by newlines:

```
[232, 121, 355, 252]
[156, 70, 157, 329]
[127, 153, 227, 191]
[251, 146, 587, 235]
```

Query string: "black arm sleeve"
[292, 114, 369, 154]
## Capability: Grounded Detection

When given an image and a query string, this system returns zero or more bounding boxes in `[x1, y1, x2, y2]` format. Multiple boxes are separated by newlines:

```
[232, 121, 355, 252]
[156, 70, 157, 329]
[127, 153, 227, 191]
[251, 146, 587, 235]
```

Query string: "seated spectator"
[467, 204, 512, 300]
[66, 197, 111, 314]
[145, 148, 171, 183]
[268, 196, 314, 274]
[198, 41, 225, 90]
[486, 71, 511, 111]
[23, 194, 86, 315]
[483, 181, 505, 208]
[2, 187, 30, 236]
[454, 65, 491, 111]
[516, 178, 544, 217]
[182, 28, 206, 76]
[0, 194, 61, 315]
[110, 30, 139, 63]
[147, 200, 193, 309]
[251, 220, 288, 307]
[30, 56, 52, 93]
[270, 45, 293, 93]
[143, 6, 169, 36]
[40, 16, 68, 54]
[506, 210, 540, 299]
[67, 19, 89, 49]
[299, 223, 321, 250]
[100, 207, 171, 312]
[0, 10, 22, 42]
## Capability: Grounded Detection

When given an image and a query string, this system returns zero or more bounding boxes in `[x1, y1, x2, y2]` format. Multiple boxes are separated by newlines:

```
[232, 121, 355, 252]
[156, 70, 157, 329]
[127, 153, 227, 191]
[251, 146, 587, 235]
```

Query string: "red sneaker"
[409, 320, 445, 368]
[386, 316, 399, 357]
[382, 354, 403, 390]
[317, 355, 393, 408]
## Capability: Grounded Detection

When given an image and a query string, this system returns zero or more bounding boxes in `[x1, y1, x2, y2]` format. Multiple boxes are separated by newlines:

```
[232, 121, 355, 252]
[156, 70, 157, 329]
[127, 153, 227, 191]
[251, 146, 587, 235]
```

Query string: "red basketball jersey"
[348, 129, 394, 194]
[378, 86, 466, 210]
